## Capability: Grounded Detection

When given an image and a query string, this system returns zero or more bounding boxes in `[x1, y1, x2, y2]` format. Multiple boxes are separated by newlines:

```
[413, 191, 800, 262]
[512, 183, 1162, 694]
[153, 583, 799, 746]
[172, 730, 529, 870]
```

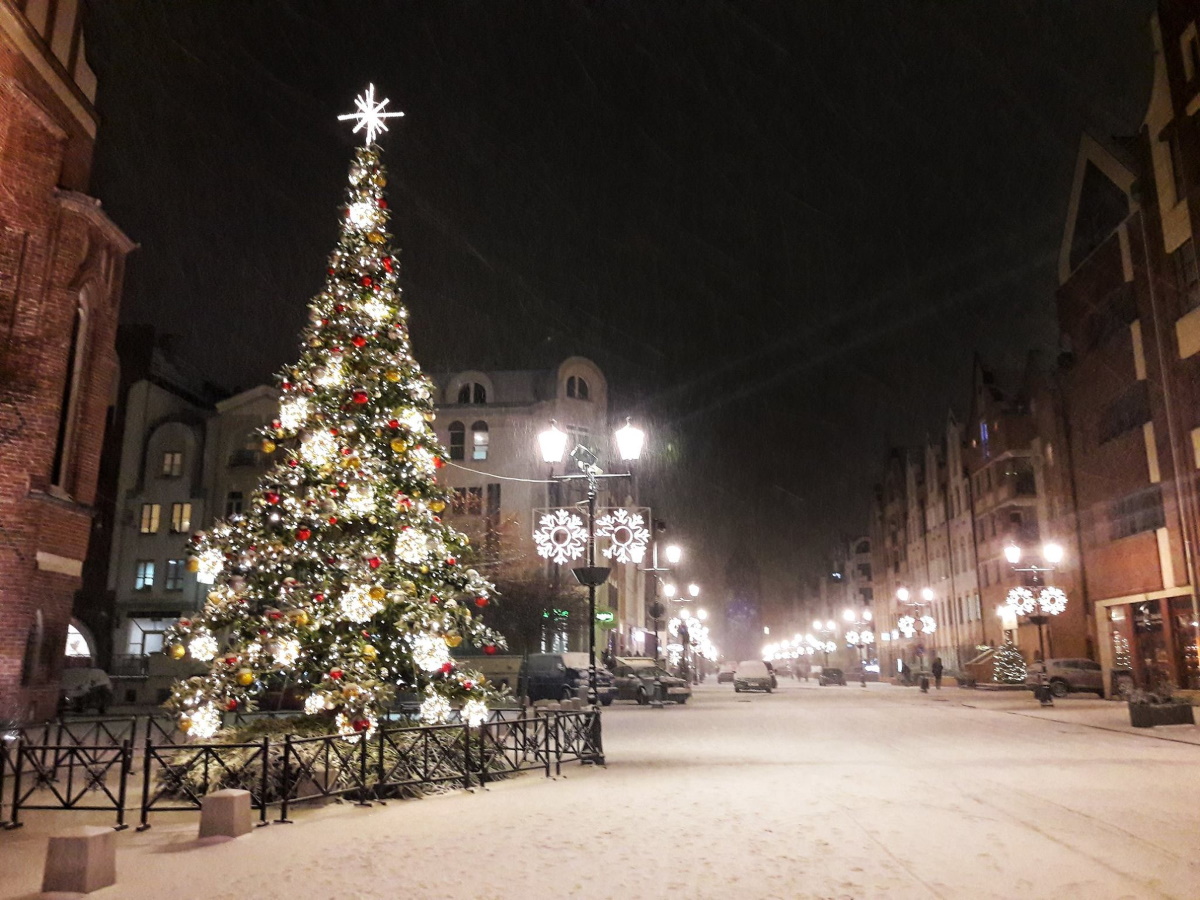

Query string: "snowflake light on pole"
[596, 508, 650, 564]
[533, 508, 588, 565]
[897, 615, 917, 638]
[919, 615, 937, 634]
[1004, 586, 1038, 616]
[1037, 586, 1068, 615]
[162, 89, 505, 735]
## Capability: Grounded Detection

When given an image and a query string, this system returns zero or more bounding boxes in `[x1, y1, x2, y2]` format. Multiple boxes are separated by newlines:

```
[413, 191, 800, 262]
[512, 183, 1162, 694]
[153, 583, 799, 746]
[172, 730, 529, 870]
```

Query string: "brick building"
[1054, 1, 1200, 694]
[0, 1, 133, 719]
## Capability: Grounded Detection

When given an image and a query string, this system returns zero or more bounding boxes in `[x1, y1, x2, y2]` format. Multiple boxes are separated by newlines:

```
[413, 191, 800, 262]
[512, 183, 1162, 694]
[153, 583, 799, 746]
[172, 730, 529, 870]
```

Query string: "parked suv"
[611, 658, 691, 704]
[1025, 658, 1104, 698]
[733, 660, 773, 693]
[525, 653, 616, 705]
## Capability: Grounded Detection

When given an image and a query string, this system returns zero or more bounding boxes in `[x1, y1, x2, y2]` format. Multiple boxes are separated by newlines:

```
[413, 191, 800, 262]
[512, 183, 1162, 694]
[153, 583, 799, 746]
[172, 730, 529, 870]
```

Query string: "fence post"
[258, 737, 270, 827]
[462, 724, 472, 791]
[374, 724, 386, 803]
[115, 740, 130, 830]
[124, 718, 137, 776]
[355, 732, 371, 808]
[137, 730, 154, 831]
[477, 721, 488, 786]
[0, 734, 7, 825]
[278, 734, 293, 824]
[7, 741, 24, 829]
[554, 712, 563, 778]
[542, 714, 551, 778]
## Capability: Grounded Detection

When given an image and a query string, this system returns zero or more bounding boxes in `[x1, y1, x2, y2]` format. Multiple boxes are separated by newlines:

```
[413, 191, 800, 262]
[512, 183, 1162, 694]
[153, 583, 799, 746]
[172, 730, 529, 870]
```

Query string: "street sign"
[595, 610, 614, 623]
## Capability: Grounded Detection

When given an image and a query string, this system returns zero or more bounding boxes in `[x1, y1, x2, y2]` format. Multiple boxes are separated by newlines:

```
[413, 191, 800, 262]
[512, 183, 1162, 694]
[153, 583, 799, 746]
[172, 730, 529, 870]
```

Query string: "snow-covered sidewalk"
[2, 681, 1198, 899]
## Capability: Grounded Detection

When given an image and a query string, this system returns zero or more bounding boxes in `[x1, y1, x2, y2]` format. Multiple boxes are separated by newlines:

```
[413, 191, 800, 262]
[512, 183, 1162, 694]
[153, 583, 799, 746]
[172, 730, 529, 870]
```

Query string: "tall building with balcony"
[0, 1, 134, 719]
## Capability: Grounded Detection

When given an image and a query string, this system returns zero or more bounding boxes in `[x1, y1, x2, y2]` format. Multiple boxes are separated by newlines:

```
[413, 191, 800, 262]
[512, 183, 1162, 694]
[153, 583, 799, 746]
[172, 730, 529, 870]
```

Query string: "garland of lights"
[162, 95, 507, 739]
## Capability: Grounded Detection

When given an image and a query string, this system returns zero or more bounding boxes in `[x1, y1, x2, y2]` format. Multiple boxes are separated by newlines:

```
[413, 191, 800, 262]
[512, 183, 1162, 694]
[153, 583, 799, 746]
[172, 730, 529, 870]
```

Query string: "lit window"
[170, 502, 192, 533]
[161, 451, 183, 477]
[472, 421, 489, 461]
[164, 559, 185, 591]
[126, 617, 170, 656]
[135, 560, 155, 590]
[225, 491, 244, 517]
[65, 624, 91, 659]
[139, 503, 161, 534]
[566, 375, 590, 400]
[448, 421, 465, 460]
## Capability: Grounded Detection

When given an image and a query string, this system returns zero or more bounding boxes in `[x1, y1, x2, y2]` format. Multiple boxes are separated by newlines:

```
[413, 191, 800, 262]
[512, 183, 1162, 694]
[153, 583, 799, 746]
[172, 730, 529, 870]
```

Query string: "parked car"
[59, 667, 113, 714]
[733, 660, 773, 693]
[612, 657, 691, 704]
[525, 653, 616, 705]
[1025, 658, 1104, 698]
[818, 667, 846, 686]
[717, 662, 737, 684]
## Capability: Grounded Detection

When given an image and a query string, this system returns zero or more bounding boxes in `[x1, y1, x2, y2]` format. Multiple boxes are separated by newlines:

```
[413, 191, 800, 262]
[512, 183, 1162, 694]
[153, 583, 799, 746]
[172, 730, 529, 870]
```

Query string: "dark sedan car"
[818, 667, 846, 686]
[612, 659, 691, 704]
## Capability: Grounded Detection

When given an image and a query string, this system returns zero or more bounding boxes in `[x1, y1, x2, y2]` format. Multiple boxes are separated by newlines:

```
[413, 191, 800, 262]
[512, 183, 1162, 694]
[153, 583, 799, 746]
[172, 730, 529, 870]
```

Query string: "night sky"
[83, 1, 1156, 616]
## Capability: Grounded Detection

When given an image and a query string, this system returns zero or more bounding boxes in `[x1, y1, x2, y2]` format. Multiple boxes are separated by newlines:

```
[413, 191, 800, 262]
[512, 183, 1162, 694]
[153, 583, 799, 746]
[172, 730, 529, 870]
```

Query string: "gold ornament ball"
[444, 633, 463, 648]
[390, 438, 408, 453]
[401, 581, 417, 595]
[385, 370, 401, 383]
[185, 557, 201, 573]
[236, 669, 255, 686]
[368, 585, 386, 601]
[367, 231, 385, 244]
[179, 717, 193, 733]
[289, 610, 310, 627]
[429, 500, 446, 513]
[361, 645, 378, 661]
[373, 173, 387, 187]
[262, 440, 277, 454]
[419, 565, 430, 574]
[168, 643, 187, 660]
[423, 411, 435, 422]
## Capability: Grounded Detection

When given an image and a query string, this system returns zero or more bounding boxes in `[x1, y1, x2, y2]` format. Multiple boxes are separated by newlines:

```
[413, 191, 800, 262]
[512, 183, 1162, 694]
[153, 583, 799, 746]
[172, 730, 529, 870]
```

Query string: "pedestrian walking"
[931, 656, 944, 690]
[901, 660, 911, 685]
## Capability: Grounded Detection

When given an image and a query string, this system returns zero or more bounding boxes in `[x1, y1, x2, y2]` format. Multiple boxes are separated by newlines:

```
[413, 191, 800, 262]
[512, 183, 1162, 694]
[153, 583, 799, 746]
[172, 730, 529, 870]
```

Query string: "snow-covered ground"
[3, 680, 1199, 899]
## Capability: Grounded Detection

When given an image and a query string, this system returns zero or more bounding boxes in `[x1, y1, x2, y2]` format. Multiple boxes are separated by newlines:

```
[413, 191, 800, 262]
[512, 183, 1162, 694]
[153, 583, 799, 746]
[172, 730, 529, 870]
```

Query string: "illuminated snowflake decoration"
[337, 83, 405, 145]
[419, 691, 452, 725]
[533, 508, 588, 565]
[273, 638, 302, 668]
[1037, 586, 1068, 616]
[846, 630, 860, 646]
[596, 508, 650, 564]
[1004, 586, 1038, 616]
[409, 446, 437, 476]
[361, 295, 391, 324]
[343, 483, 375, 515]
[395, 527, 428, 565]
[824, 641, 837, 654]
[279, 395, 309, 432]
[183, 704, 221, 740]
[188, 630, 218, 663]
[919, 615, 937, 635]
[398, 407, 426, 432]
[313, 357, 344, 387]
[462, 698, 489, 728]
[303, 693, 326, 716]
[339, 584, 383, 623]
[412, 632, 450, 672]
[195, 548, 224, 585]
[860, 630, 875, 645]
[300, 429, 338, 466]
[897, 615, 917, 638]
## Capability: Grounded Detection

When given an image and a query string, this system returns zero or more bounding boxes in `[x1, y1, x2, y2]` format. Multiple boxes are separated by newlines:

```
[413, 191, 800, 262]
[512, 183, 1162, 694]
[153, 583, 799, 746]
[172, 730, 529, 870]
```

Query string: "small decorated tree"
[164, 88, 505, 739]
[992, 642, 1027, 685]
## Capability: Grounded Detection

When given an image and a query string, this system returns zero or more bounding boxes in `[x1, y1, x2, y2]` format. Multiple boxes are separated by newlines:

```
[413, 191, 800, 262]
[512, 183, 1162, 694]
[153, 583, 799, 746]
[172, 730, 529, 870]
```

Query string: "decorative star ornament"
[338, 83, 404, 145]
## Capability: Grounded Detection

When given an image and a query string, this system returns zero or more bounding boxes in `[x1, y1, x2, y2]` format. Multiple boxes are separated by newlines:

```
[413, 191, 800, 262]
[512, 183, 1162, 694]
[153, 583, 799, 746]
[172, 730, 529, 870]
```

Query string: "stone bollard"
[199, 788, 253, 839]
[42, 826, 117, 894]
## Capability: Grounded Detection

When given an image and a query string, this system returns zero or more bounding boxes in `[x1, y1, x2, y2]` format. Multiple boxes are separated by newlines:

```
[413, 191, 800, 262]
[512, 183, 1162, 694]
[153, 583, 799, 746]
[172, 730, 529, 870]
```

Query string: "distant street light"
[665, 544, 682, 565]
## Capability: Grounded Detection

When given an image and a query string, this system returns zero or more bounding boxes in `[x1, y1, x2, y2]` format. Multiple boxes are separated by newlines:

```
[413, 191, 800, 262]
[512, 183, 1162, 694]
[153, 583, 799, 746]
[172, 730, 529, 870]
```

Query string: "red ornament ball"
[475, 596, 489, 608]
[483, 645, 498, 656]
[334, 304, 345, 313]
[367, 557, 381, 570]
[351, 335, 367, 348]
[328, 516, 338, 525]
[440, 662, 454, 674]
[226, 700, 239, 712]
[382, 257, 393, 273]
[433, 457, 445, 469]
[295, 528, 312, 541]
[265, 492, 280, 504]
[388, 418, 400, 428]
[463, 681, 473, 691]
[361, 276, 372, 287]
[225, 655, 239, 666]
[314, 593, 326, 602]
[329, 668, 343, 680]
[352, 390, 369, 404]
[378, 199, 388, 209]
[352, 718, 371, 733]
[288, 459, 298, 468]
[446, 557, 457, 566]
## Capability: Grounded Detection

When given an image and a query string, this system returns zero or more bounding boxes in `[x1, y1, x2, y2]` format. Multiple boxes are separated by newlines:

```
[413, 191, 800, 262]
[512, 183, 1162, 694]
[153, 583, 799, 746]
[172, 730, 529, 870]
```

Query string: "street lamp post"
[538, 419, 645, 712]
[894, 587, 937, 687]
[813, 619, 837, 667]
[843, 608, 874, 672]
[641, 542, 680, 660]
[1000, 542, 1068, 704]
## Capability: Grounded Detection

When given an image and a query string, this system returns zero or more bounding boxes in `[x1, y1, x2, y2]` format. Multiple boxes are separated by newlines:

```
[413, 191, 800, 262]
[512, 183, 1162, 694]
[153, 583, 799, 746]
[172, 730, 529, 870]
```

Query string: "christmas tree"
[164, 88, 505, 739]
[992, 642, 1027, 685]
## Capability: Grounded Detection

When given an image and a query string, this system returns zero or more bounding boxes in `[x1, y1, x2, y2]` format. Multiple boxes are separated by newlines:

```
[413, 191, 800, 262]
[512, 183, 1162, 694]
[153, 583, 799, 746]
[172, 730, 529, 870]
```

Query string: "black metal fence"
[1, 709, 601, 833]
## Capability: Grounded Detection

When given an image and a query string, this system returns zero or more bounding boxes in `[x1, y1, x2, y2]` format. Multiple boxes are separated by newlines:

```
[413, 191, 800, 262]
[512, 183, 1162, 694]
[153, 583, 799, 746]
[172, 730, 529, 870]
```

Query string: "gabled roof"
[1058, 132, 1137, 285]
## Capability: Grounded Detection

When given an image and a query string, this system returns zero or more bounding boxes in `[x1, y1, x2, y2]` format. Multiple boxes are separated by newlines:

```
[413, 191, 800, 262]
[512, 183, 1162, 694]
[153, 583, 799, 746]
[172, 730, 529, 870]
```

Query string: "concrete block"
[199, 788, 253, 838]
[42, 826, 116, 894]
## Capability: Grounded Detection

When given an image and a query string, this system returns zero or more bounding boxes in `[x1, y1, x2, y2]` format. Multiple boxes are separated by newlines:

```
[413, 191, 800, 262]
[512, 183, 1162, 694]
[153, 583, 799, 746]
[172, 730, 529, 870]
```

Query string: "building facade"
[0, 0, 133, 719]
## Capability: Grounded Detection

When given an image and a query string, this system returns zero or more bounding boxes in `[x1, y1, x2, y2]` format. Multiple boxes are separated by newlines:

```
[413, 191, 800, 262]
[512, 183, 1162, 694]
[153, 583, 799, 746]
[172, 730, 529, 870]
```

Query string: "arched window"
[566, 375, 589, 400]
[448, 421, 465, 460]
[52, 297, 90, 490]
[472, 421, 489, 461]
[457, 382, 486, 404]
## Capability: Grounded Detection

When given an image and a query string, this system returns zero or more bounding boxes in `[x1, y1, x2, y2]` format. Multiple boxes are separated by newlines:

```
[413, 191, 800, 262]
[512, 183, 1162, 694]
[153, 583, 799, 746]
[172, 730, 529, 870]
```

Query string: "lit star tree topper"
[337, 83, 405, 145]
[163, 93, 504, 739]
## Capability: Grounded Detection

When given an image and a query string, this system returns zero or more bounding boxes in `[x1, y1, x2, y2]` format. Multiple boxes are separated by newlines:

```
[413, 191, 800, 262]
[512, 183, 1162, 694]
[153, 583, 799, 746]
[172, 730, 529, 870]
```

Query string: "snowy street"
[4, 680, 1200, 899]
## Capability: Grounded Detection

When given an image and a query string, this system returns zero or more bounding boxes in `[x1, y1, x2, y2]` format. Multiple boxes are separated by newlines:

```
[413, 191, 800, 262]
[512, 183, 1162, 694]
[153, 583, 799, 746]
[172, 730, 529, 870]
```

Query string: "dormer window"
[566, 375, 589, 400]
[457, 382, 486, 404]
